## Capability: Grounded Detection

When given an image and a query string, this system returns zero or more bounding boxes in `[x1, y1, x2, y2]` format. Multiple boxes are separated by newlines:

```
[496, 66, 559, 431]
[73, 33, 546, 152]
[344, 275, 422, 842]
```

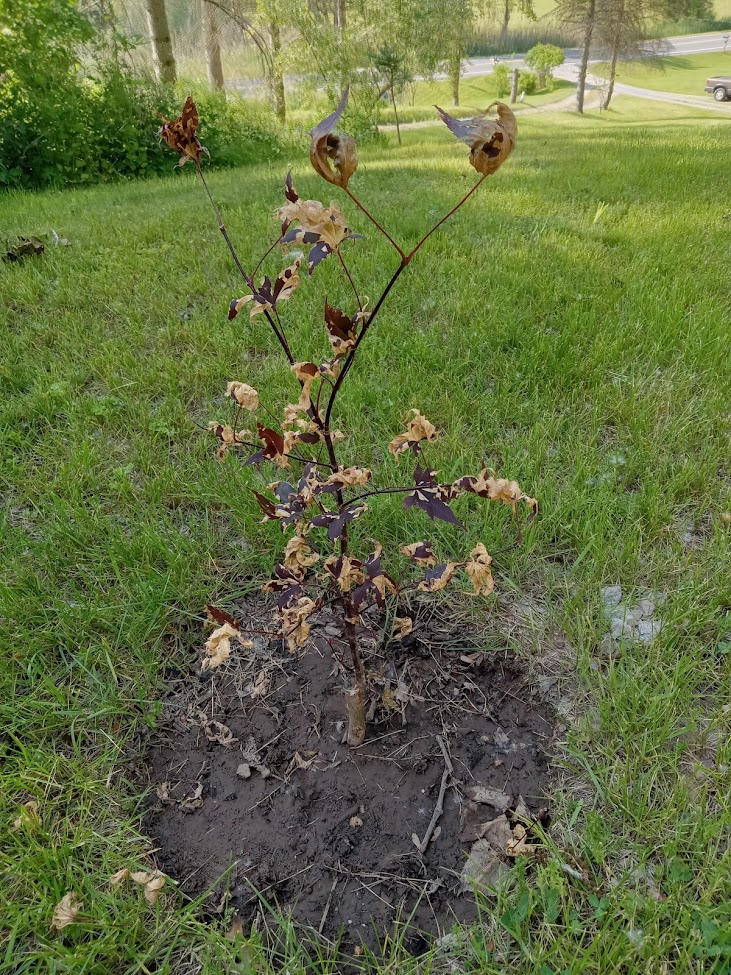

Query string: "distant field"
[594, 52, 731, 96]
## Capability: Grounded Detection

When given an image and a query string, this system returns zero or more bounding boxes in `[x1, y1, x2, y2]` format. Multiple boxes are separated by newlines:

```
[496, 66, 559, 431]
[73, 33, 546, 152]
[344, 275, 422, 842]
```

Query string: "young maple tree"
[160, 92, 536, 746]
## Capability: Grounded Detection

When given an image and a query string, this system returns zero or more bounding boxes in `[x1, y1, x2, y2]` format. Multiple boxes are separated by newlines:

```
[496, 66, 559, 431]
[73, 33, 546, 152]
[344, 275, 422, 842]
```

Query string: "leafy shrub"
[493, 64, 512, 97]
[519, 70, 537, 95]
[0, 67, 288, 190]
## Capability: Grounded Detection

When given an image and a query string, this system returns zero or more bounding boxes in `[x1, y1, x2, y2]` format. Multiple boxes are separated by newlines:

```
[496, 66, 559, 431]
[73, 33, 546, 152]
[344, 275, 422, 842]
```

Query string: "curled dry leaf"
[276, 199, 354, 274]
[506, 823, 538, 857]
[349, 815, 363, 828]
[202, 622, 253, 672]
[392, 616, 413, 640]
[130, 869, 167, 905]
[51, 892, 83, 931]
[12, 799, 40, 831]
[418, 562, 459, 593]
[110, 867, 130, 887]
[226, 381, 259, 411]
[464, 543, 494, 596]
[309, 88, 358, 189]
[324, 554, 366, 593]
[279, 596, 317, 651]
[208, 421, 249, 462]
[389, 409, 438, 457]
[283, 535, 320, 576]
[401, 540, 437, 566]
[457, 468, 537, 516]
[179, 782, 204, 811]
[435, 101, 516, 177]
[324, 466, 372, 490]
[159, 96, 207, 167]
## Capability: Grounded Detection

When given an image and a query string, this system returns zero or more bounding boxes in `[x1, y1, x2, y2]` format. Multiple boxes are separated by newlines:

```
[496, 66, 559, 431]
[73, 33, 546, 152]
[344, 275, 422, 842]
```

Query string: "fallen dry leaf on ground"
[506, 823, 538, 857]
[12, 799, 40, 831]
[392, 616, 413, 640]
[51, 892, 83, 931]
[179, 782, 204, 812]
[130, 869, 166, 905]
[202, 622, 252, 671]
[464, 543, 494, 596]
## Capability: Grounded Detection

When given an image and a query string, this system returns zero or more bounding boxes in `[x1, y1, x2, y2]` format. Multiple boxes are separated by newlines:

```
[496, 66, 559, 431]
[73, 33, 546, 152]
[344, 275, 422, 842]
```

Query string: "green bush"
[519, 70, 537, 95]
[0, 69, 288, 190]
[0, 0, 287, 190]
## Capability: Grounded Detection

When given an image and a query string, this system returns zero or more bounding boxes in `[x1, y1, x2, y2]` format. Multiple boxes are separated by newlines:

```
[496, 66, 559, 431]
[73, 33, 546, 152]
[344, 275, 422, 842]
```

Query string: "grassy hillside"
[2, 99, 729, 972]
[594, 52, 731, 95]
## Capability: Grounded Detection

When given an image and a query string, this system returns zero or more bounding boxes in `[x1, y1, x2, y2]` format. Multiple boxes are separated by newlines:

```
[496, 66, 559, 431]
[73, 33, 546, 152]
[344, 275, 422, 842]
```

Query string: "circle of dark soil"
[144, 607, 555, 953]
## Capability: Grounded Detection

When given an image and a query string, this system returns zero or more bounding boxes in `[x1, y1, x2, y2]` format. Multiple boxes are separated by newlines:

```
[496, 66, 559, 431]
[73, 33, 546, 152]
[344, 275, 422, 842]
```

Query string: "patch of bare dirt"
[143, 599, 558, 953]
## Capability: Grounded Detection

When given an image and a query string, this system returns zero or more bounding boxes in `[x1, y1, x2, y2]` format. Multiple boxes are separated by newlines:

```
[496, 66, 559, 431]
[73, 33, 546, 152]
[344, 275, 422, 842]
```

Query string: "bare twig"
[413, 735, 453, 854]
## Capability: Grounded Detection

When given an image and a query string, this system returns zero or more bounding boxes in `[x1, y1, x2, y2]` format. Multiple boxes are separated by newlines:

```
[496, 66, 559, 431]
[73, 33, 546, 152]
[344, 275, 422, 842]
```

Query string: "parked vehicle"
[704, 76, 731, 101]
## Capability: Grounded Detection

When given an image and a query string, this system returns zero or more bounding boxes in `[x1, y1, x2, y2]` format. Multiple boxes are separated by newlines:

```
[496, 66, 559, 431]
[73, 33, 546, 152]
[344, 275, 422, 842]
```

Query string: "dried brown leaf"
[202, 622, 252, 671]
[12, 799, 40, 831]
[51, 892, 83, 931]
[435, 101, 516, 176]
[309, 89, 358, 189]
[389, 409, 438, 457]
[464, 542, 494, 596]
[225, 381, 259, 411]
[392, 616, 413, 640]
[159, 96, 207, 166]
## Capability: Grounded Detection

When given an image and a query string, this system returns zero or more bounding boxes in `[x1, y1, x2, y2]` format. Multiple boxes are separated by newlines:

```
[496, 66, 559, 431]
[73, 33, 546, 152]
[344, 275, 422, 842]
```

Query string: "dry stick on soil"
[160, 94, 532, 749]
[412, 735, 454, 854]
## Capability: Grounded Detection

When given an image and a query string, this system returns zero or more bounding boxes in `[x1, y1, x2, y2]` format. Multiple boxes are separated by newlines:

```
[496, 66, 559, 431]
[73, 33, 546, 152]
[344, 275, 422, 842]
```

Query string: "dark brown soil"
[144, 603, 555, 953]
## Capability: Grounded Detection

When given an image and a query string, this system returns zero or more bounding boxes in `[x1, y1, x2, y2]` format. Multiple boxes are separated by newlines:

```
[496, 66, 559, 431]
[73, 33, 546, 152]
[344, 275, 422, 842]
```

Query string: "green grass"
[594, 52, 731, 95]
[1, 99, 730, 972]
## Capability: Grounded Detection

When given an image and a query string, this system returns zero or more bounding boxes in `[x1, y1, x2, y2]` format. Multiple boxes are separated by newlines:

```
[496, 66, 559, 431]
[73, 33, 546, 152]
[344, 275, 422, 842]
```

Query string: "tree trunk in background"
[143, 0, 177, 83]
[601, 39, 619, 108]
[600, 0, 624, 109]
[449, 48, 461, 105]
[202, 0, 225, 91]
[576, 0, 595, 113]
[510, 66, 519, 102]
[269, 20, 286, 123]
[500, 0, 511, 41]
[334, 0, 346, 31]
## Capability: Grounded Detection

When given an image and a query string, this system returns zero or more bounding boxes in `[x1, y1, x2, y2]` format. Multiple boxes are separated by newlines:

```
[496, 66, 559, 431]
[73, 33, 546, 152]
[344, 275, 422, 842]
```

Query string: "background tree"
[371, 47, 410, 143]
[143, 0, 177, 82]
[487, 0, 536, 42]
[553, 0, 596, 112]
[201, 0, 225, 90]
[524, 41, 564, 88]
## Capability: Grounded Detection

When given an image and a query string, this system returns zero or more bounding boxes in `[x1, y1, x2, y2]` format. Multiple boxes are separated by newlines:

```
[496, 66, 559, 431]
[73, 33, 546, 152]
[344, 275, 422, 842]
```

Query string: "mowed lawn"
[594, 51, 731, 94]
[1, 101, 729, 973]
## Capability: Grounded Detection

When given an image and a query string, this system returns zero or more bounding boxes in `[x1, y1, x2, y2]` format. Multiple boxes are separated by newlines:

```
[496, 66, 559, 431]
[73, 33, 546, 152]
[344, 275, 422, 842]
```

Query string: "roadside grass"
[1, 100, 729, 972]
[381, 76, 574, 125]
[593, 51, 731, 95]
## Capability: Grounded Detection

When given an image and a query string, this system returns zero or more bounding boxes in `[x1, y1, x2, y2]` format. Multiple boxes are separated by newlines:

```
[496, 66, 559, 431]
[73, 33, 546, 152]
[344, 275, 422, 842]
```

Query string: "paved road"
[229, 30, 731, 107]
[459, 30, 730, 78]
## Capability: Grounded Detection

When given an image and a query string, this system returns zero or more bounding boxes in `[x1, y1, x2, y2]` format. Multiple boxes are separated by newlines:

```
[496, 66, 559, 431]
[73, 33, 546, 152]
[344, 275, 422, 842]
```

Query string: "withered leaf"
[12, 799, 40, 831]
[435, 101, 516, 176]
[159, 96, 207, 167]
[279, 596, 317, 652]
[389, 409, 438, 457]
[324, 298, 357, 357]
[226, 381, 259, 411]
[130, 869, 167, 904]
[283, 534, 319, 575]
[202, 622, 252, 671]
[51, 892, 83, 931]
[417, 562, 459, 592]
[309, 88, 358, 189]
[392, 616, 413, 640]
[276, 199, 356, 274]
[401, 540, 437, 566]
[464, 542, 494, 596]
[323, 553, 366, 593]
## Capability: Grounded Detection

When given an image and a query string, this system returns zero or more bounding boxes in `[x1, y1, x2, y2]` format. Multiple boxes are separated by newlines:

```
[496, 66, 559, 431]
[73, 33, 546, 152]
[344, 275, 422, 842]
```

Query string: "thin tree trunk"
[202, 0, 224, 91]
[143, 0, 177, 83]
[500, 0, 511, 41]
[391, 84, 402, 144]
[576, 0, 595, 114]
[449, 49, 461, 106]
[601, 39, 619, 108]
[269, 20, 286, 123]
[334, 0, 346, 31]
[510, 66, 519, 103]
